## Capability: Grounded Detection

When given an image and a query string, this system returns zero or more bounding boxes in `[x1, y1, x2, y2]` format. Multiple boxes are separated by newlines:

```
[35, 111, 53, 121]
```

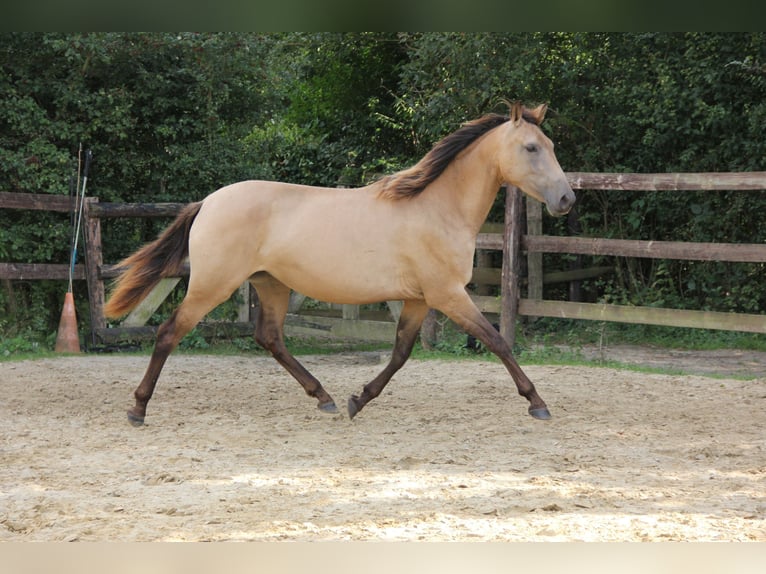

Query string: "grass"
[2, 317, 766, 382]
[519, 316, 766, 351]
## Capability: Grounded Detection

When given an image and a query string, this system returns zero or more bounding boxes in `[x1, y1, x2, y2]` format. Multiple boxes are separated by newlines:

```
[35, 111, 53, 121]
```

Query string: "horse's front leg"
[434, 289, 550, 420]
[348, 299, 429, 419]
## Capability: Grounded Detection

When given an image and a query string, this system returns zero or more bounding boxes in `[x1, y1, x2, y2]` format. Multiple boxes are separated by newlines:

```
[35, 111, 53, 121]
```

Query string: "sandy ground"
[0, 350, 764, 541]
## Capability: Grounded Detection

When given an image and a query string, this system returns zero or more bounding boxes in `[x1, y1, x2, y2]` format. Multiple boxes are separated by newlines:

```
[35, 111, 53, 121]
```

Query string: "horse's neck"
[431, 128, 505, 235]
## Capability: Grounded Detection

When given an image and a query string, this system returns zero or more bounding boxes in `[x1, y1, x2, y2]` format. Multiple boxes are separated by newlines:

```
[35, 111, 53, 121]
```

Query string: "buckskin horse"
[104, 102, 575, 426]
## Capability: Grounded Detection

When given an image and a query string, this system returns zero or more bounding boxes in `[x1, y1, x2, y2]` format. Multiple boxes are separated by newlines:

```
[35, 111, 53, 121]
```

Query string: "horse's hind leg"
[128, 288, 238, 426]
[128, 299, 210, 426]
[348, 299, 429, 419]
[251, 275, 338, 413]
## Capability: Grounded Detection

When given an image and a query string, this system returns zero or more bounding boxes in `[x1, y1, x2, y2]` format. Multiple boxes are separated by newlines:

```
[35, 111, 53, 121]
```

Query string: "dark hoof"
[529, 406, 551, 420]
[318, 401, 338, 414]
[347, 395, 361, 420]
[127, 410, 145, 427]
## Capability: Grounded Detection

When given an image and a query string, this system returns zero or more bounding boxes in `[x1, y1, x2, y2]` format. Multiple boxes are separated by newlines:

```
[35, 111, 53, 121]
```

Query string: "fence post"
[83, 197, 106, 345]
[342, 304, 360, 321]
[500, 185, 523, 347]
[525, 196, 543, 319]
[237, 282, 250, 322]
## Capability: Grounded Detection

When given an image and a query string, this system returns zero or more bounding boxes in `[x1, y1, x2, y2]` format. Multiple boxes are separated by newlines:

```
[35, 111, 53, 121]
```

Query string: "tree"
[0, 33, 276, 339]
[2, 33, 765, 346]
[244, 32, 410, 187]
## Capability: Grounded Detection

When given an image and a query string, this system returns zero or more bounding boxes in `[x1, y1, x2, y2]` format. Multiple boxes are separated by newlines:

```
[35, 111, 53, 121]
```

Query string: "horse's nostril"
[560, 193, 575, 213]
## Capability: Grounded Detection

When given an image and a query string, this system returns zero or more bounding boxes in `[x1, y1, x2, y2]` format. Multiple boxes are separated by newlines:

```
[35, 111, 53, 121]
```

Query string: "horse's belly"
[269, 251, 416, 305]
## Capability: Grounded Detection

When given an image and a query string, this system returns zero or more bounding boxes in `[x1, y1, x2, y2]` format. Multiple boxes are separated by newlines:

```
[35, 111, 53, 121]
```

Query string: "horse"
[104, 101, 575, 426]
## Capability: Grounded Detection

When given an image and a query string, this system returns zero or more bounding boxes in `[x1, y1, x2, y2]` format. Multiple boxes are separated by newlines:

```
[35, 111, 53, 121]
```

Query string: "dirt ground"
[1, 348, 764, 541]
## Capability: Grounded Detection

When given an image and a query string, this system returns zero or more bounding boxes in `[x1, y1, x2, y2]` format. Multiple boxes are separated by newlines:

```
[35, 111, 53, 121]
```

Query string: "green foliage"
[1, 33, 277, 344]
[2, 32, 765, 348]
[0, 333, 42, 356]
[245, 32, 410, 187]
[178, 328, 210, 350]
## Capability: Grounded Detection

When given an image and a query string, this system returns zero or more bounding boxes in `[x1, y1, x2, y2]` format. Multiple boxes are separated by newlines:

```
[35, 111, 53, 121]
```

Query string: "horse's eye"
[525, 143, 539, 153]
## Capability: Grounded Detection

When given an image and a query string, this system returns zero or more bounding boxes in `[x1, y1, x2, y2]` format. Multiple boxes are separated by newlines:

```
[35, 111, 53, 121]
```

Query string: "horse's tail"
[104, 202, 203, 318]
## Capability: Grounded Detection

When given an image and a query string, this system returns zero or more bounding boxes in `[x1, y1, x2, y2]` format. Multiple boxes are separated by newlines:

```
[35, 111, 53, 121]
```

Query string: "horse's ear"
[529, 103, 548, 125]
[510, 101, 523, 124]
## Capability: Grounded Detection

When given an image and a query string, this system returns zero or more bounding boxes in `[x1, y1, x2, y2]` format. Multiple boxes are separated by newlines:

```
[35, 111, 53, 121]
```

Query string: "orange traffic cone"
[55, 291, 80, 353]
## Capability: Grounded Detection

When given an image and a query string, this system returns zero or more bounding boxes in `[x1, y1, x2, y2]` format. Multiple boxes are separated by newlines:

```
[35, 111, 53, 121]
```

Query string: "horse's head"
[498, 102, 575, 217]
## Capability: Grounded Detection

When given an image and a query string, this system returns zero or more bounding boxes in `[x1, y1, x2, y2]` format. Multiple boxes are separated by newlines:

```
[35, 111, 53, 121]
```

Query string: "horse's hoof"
[318, 401, 338, 414]
[127, 410, 145, 427]
[529, 406, 551, 420]
[347, 395, 361, 420]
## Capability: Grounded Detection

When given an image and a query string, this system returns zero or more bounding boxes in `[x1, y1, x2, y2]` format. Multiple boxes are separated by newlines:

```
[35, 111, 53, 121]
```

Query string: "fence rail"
[2, 170, 765, 347]
[501, 171, 766, 344]
[525, 236, 766, 262]
[566, 171, 766, 191]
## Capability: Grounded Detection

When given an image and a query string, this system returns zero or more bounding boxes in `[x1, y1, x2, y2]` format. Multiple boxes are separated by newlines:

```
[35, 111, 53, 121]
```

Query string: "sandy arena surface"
[1, 351, 764, 541]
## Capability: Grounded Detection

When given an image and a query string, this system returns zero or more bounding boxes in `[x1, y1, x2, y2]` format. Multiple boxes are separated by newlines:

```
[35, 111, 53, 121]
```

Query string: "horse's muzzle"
[547, 189, 576, 217]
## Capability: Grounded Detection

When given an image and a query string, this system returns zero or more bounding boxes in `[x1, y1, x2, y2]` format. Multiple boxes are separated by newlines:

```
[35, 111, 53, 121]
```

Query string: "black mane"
[379, 109, 539, 200]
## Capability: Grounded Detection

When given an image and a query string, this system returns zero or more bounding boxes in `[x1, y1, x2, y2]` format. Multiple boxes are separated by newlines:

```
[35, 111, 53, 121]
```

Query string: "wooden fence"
[2, 171, 765, 347]
[475, 172, 766, 345]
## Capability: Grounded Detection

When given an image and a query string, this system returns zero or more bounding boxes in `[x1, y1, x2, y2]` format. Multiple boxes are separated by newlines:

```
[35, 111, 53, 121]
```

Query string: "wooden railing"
[473, 173, 766, 345]
[0, 192, 86, 281]
[3, 171, 765, 347]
